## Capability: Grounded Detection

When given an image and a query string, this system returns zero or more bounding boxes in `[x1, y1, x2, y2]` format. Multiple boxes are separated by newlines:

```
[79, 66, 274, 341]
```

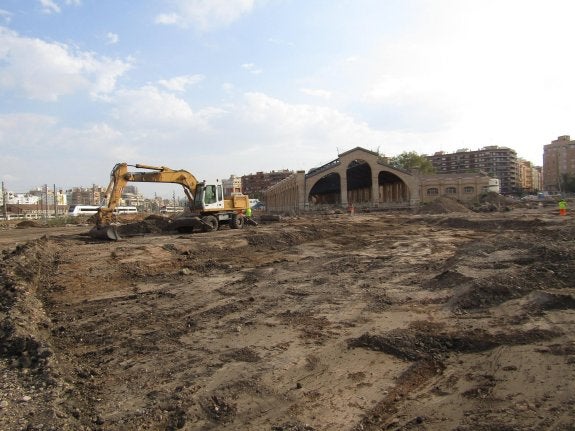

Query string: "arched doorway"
[347, 160, 372, 204]
[308, 173, 341, 205]
[378, 171, 409, 203]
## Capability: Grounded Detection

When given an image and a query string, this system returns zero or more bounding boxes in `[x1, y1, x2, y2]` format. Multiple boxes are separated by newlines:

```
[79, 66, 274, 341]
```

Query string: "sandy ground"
[1, 205, 574, 431]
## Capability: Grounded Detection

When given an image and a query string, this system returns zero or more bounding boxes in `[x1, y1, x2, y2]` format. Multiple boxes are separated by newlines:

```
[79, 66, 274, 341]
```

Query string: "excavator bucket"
[89, 225, 121, 241]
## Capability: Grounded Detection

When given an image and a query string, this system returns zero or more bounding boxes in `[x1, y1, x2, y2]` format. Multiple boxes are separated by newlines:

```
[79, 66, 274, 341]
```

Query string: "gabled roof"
[337, 146, 379, 158]
[306, 146, 413, 178]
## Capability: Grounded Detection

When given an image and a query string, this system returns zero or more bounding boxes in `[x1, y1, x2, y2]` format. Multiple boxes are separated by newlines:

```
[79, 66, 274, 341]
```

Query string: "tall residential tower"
[543, 135, 575, 192]
[428, 146, 518, 194]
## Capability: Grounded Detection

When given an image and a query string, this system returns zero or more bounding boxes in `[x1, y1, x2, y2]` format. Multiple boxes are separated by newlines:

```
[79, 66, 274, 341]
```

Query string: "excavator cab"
[194, 182, 225, 211]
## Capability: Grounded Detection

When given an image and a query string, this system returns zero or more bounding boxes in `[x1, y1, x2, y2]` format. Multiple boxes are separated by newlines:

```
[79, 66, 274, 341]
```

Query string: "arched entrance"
[308, 172, 341, 205]
[347, 159, 372, 204]
[300, 148, 419, 211]
[378, 171, 409, 203]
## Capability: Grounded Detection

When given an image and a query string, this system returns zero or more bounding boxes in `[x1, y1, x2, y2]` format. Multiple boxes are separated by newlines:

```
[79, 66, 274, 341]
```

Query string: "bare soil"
[1, 205, 574, 431]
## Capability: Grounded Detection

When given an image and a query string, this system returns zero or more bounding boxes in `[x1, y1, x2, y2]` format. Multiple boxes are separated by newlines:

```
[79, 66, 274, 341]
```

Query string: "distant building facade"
[242, 170, 293, 200]
[5, 192, 40, 205]
[222, 175, 243, 196]
[1, 188, 67, 206]
[1, 187, 68, 219]
[428, 146, 518, 194]
[419, 173, 499, 204]
[120, 185, 145, 207]
[543, 135, 575, 192]
[66, 185, 107, 206]
[517, 159, 542, 193]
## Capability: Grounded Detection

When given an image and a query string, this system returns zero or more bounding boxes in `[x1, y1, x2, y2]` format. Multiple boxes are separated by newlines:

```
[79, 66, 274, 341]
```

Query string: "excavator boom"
[97, 163, 198, 227]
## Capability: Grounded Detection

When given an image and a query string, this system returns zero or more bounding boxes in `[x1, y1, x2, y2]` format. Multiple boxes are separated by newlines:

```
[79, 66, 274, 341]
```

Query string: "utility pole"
[44, 184, 49, 219]
[53, 184, 57, 218]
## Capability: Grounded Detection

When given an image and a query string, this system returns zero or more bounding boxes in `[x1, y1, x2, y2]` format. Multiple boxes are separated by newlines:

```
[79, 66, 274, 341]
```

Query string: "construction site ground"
[1, 201, 574, 430]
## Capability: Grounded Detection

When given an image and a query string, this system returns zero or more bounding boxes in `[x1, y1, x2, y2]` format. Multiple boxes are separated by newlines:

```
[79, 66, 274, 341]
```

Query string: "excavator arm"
[92, 163, 199, 238]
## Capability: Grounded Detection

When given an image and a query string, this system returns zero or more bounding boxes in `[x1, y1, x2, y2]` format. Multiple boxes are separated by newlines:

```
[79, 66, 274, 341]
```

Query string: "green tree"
[389, 151, 435, 174]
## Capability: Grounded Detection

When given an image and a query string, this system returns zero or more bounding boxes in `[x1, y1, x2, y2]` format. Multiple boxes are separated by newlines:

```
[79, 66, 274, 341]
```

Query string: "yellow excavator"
[90, 163, 251, 240]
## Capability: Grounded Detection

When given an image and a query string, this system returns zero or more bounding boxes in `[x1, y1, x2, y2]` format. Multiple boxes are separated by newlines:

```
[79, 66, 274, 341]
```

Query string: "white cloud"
[0, 9, 12, 24]
[110, 85, 223, 131]
[155, 0, 256, 31]
[38, 0, 81, 13]
[300, 88, 332, 100]
[267, 37, 294, 47]
[0, 113, 58, 150]
[106, 32, 119, 45]
[158, 74, 204, 92]
[0, 110, 163, 190]
[241, 63, 262, 75]
[222, 82, 235, 93]
[39, 0, 61, 14]
[155, 13, 179, 25]
[0, 27, 132, 101]
[235, 92, 391, 157]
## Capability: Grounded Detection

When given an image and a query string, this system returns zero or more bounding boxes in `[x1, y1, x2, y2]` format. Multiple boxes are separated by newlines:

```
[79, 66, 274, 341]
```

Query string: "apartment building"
[222, 175, 243, 196]
[517, 159, 542, 193]
[428, 146, 518, 194]
[543, 135, 575, 192]
[66, 185, 107, 206]
[533, 166, 543, 192]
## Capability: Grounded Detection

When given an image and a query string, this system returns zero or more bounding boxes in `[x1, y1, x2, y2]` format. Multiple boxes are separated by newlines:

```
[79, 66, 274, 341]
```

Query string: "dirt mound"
[272, 422, 316, 431]
[528, 291, 575, 311]
[246, 225, 325, 248]
[115, 215, 172, 236]
[0, 239, 74, 431]
[15, 220, 42, 228]
[347, 326, 559, 361]
[434, 217, 547, 230]
[424, 223, 575, 311]
[0, 239, 57, 371]
[417, 197, 472, 215]
[471, 192, 515, 212]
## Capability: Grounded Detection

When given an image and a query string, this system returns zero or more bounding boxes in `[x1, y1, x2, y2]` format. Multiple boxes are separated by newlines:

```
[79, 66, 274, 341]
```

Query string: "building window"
[445, 187, 457, 194]
[427, 187, 439, 196]
[464, 186, 474, 193]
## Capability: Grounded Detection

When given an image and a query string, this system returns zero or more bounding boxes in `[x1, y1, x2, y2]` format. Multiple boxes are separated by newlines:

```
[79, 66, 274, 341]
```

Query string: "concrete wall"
[263, 171, 306, 213]
[419, 173, 493, 203]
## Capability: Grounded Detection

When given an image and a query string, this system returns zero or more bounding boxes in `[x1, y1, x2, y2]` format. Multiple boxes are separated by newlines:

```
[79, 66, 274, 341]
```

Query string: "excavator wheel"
[201, 215, 219, 232]
[230, 214, 245, 229]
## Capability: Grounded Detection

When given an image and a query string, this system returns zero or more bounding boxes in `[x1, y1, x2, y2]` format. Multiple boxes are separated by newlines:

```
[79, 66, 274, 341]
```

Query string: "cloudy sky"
[1, 0, 573, 195]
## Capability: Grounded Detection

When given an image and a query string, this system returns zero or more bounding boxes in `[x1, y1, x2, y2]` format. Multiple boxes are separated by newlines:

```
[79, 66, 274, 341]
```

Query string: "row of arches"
[308, 159, 410, 206]
[263, 148, 419, 212]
